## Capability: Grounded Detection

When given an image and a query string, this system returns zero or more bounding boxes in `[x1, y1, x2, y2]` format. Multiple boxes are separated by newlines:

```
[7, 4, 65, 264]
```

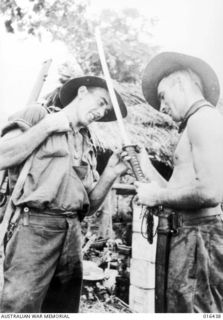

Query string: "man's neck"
[178, 98, 213, 133]
[185, 98, 208, 118]
[181, 92, 205, 120]
[62, 101, 80, 130]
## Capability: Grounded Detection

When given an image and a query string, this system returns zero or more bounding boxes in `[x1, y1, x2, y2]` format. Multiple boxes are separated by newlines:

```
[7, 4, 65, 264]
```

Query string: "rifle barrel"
[26, 59, 52, 106]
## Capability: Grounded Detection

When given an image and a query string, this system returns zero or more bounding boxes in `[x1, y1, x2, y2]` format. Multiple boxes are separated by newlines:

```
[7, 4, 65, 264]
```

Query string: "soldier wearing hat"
[135, 52, 223, 312]
[0, 76, 129, 312]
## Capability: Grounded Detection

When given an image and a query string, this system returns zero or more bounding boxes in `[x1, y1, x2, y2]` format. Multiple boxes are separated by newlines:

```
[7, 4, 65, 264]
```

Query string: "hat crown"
[59, 76, 127, 122]
[142, 52, 220, 109]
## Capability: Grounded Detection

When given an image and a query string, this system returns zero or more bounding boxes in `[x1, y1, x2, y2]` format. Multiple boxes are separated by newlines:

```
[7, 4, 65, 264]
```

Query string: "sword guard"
[123, 144, 140, 153]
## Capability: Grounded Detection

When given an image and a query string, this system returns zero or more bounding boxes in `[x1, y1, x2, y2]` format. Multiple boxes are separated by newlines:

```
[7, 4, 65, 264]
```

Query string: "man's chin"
[80, 118, 96, 127]
[86, 114, 102, 123]
[169, 113, 179, 122]
[78, 115, 93, 127]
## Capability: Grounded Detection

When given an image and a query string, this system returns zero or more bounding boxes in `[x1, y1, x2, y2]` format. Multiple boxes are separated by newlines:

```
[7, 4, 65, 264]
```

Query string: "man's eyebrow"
[101, 97, 109, 105]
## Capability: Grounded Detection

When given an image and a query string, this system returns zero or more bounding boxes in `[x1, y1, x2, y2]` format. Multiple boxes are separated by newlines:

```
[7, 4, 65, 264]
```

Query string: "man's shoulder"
[187, 107, 223, 141]
[188, 107, 223, 129]
[9, 104, 48, 124]
[2, 104, 48, 136]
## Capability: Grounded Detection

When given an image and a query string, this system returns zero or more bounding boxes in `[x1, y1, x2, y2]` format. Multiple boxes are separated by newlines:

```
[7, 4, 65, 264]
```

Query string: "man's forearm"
[0, 115, 68, 170]
[89, 168, 117, 215]
[158, 184, 220, 210]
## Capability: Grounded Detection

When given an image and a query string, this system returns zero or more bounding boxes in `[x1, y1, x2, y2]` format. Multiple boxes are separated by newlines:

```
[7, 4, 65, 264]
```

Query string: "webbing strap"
[0, 154, 34, 246]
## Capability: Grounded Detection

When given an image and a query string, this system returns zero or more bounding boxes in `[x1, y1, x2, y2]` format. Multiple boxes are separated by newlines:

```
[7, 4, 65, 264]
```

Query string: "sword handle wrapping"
[123, 145, 155, 244]
[123, 145, 146, 182]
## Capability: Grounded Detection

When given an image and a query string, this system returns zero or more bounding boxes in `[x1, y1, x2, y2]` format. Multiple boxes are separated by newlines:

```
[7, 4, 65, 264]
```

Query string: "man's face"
[157, 74, 186, 122]
[76, 86, 112, 126]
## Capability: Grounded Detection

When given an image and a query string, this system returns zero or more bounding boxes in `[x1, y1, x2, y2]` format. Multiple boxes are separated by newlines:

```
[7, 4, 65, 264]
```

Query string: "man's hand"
[43, 111, 71, 134]
[89, 150, 131, 215]
[134, 181, 163, 207]
[106, 150, 131, 177]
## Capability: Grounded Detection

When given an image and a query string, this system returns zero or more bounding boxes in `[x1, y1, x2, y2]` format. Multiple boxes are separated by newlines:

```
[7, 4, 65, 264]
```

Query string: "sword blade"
[95, 28, 131, 146]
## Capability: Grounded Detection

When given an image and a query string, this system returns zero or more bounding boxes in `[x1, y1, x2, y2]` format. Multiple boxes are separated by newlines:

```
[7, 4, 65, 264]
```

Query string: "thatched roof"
[89, 82, 179, 166]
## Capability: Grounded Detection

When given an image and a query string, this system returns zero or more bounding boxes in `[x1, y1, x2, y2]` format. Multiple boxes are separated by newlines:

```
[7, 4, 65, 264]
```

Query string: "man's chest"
[173, 129, 192, 166]
[169, 129, 196, 186]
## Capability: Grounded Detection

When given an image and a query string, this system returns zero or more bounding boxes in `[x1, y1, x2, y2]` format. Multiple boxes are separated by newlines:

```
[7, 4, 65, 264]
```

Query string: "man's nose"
[99, 106, 109, 117]
[160, 103, 169, 114]
[98, 107, 106, 117]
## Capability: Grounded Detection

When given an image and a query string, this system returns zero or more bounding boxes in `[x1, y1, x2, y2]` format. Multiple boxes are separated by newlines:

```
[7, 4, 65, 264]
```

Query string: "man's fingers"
[120, 151, 131, 160]
[134, 195, 142, 206]
[122, 155, 131, 162]
[134, 181, 145, 188]
[113, 147, 121, 153]
[134, 181, 139, 188]
[113, 150, 132, 162]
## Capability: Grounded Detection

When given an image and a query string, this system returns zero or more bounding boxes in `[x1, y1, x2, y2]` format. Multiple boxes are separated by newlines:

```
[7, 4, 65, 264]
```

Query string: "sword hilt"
[123, 145, 156, 244]
[123, 145, 146, 182]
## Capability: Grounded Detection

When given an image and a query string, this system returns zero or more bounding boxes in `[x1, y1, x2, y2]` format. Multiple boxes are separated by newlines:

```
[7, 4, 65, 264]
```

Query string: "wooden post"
[112, 184, 157, 313]
[129, 203, 158, 313]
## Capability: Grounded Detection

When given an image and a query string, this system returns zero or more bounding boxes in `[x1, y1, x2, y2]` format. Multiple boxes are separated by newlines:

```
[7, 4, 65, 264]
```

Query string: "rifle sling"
[0, 154, 34, 247]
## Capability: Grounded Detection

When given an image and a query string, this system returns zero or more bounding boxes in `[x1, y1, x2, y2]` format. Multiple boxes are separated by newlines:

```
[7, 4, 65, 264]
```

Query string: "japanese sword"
[95, 28, 155, 243]
[95, 28, 146, 181]
[95, 30, 171, 312]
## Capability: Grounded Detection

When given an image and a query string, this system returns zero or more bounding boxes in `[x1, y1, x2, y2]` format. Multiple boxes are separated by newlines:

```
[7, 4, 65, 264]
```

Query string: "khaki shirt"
[2, 106, 99, 216]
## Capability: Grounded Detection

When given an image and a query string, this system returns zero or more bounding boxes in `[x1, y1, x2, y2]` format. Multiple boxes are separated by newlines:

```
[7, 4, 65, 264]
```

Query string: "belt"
[21, 206, 78, 220]
[174, 207, 223, 227]
[168, 207, 223, 232]
[179, 206, 222, 220]
[20, 206, 79, 227]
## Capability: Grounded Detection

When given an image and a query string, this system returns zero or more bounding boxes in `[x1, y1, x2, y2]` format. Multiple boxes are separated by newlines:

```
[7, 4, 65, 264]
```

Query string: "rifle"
[95, 29, 171, 312]
[0, 59, 52, 246]
[26, 59, 52, 106]
[0, 59, 52, 208]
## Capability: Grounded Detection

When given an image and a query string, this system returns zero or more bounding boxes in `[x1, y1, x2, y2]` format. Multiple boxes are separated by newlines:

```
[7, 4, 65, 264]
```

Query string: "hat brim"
[142, 52, 220, 109]
[59, 76, 127, 122]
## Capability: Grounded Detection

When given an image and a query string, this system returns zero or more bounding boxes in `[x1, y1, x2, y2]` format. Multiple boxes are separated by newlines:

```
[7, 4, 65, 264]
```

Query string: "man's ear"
[77, 86, 88, 98]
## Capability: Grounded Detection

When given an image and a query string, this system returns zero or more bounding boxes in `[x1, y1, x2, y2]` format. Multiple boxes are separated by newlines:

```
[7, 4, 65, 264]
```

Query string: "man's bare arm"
[88, 152, 129, 215]
[154, 110, 223, 209]
[88, 169, 117, 215]
[0, 111, 70, 170]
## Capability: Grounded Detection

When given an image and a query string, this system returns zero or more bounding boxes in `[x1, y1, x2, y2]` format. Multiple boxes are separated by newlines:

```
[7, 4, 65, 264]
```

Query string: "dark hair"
[45, 87, 63, 109]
